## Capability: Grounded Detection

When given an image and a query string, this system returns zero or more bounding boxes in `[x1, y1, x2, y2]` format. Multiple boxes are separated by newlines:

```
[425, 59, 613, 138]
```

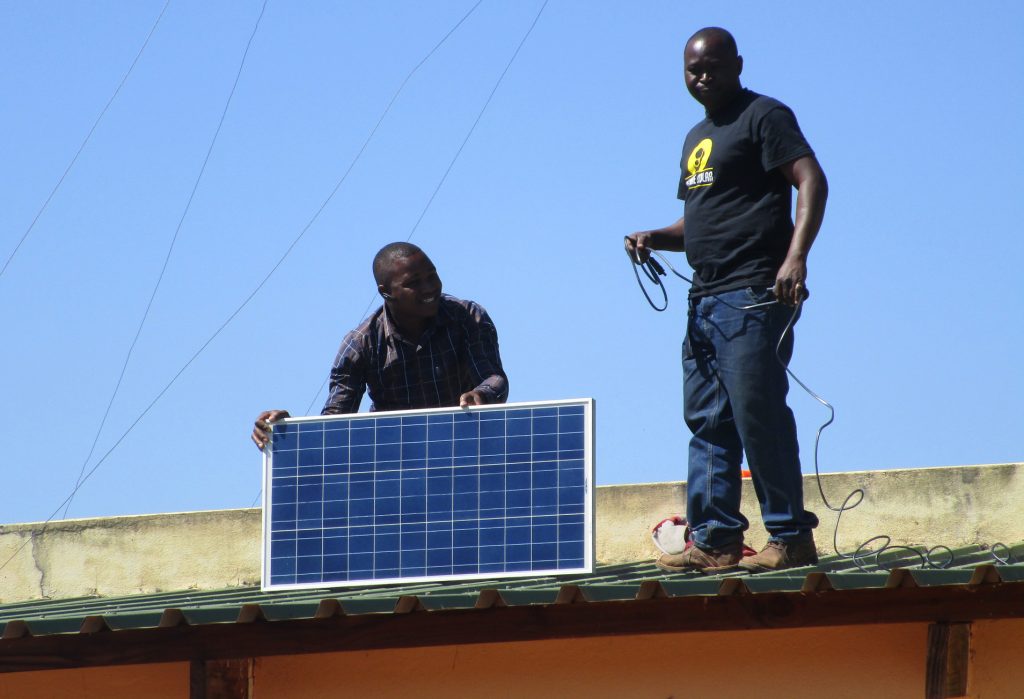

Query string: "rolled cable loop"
[623, 245, 986, 571]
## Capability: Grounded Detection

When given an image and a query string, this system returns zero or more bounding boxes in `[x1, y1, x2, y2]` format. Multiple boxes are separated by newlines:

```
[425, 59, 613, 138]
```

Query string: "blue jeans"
[683, 287, 818, 549]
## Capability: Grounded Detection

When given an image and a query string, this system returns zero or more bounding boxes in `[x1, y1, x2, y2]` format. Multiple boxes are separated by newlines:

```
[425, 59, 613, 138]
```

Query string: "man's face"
[683, 36, 742, 114]
[380, 251, 442, 321]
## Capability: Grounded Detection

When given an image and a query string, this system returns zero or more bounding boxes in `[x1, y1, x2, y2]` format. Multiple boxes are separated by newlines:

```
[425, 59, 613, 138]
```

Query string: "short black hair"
[373, 241, 424, 287]
[686, 27, 738, 58]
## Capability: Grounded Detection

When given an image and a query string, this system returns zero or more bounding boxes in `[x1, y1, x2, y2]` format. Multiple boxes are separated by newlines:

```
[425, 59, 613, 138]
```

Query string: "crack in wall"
[28, 530, 47, 599]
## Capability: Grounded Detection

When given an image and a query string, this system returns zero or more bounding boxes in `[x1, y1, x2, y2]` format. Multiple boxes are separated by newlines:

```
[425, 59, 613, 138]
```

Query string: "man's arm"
[322, 333, 368, 415]
[624, 216, 686, 262]
[774, 154, 828, 305]
[251, 333, 367, 451]
[458, 302, 508, 408]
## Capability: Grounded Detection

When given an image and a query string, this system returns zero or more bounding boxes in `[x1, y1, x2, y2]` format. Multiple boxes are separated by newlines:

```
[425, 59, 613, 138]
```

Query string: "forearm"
[472, 374, 509, 404]
[460, 302, 508, 404]
[321, 381, 362, 415]
[322, 341, 366, 415]
[644, 216, 687, 251]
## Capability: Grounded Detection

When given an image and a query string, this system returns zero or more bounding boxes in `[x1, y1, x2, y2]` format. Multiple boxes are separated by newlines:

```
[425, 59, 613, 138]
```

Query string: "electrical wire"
[248, 0, 552, 509]
[242, 0, 496, 512]
[61, 0, 270, 520]
[0, 0, 172, 282]
[626, 248, 1005, 570]
[301, 0, 550, 419]
[0, 0, 275, 571]
[23, 0, 490, 534]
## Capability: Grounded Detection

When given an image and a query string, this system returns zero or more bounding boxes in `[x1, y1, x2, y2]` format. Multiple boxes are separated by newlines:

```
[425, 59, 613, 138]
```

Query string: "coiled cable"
[625, 246, 1010, 570]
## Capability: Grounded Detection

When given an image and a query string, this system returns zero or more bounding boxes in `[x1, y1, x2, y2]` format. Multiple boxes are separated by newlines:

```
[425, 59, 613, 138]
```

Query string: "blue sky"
[2, 1, 1022, 525]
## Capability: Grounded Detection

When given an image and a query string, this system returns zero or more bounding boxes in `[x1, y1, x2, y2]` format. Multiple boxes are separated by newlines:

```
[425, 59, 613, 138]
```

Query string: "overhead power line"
[60, 0, 271, 519]
[302, 0, 550, 417]
[0, 0, 172, 281]
[15, 0, 488, 551]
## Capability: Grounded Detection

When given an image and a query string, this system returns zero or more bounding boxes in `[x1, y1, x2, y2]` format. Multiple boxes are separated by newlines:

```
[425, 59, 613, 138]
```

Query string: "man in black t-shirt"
[625, 27, 829, 573]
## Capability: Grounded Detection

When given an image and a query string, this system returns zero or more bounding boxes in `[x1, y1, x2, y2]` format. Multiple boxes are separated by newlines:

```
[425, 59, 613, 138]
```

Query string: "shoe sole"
[654, 561, 702, 573]
[654, 560, 742, 574]
[737, 559, 819, 574]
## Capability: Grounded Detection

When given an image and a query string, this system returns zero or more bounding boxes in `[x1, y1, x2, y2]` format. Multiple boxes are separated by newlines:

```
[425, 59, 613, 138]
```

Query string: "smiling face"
[683, 31, 743, 115]
[379, 251, 442, 323]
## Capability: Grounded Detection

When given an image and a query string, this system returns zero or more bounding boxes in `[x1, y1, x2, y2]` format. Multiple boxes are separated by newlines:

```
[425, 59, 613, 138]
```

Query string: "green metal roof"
[3, 542, 1022, 640]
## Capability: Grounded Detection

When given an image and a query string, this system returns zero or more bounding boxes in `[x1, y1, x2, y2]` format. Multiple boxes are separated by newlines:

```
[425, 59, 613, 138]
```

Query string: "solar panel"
[261, 399, 594, 591]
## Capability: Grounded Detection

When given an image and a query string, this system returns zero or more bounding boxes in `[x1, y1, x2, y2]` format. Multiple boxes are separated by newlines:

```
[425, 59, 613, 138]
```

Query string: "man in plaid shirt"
[252, 242, 508, 449]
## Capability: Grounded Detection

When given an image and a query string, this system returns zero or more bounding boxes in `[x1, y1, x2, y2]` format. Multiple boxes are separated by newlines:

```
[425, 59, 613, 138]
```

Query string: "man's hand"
[774, 255, 808, 306]
[252, 409, 290, 450]
[624, 217, 686, 263]
[624, 232, 655, 263]
[459, 390, 488, 408]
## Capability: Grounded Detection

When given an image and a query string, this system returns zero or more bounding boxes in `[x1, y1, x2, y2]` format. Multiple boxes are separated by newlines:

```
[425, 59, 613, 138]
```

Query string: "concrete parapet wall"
[596, 462, 1024, 563]
[1, 463, 1020, 603]
[0, 510, 260, 604]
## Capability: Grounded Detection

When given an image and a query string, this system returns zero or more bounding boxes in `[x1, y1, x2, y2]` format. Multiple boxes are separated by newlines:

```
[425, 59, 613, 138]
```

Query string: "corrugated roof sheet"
[2, 543, 1021, 639]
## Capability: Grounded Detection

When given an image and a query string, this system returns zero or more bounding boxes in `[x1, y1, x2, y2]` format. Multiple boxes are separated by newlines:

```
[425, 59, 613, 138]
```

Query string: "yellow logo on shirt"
[685, 138, 715, 189]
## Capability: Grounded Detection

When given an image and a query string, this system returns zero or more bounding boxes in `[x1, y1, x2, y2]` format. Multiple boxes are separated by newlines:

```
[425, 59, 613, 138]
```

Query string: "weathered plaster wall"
[1, 463, 1020, 603]
[0, 509, 259, 603]
[596, 462, 1024, 563]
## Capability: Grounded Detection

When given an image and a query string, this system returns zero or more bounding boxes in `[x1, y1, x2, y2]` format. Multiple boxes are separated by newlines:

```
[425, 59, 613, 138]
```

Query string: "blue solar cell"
[375, 443, 400, 462]
[376, 424, 401, 444]
[532, 415, 558, 434]
[273, 557, 296, 576]
[506, 545, 531, 565]
[263, 400, 592, 589]
[273, 427, 299, 450]
[350, 497, 373, 517]
[324, 537, 346, 555]
[297, 502, 321, 522]
[453, 546, 477, 566]
[349, 553, 373, 573]
[324, 555, 346, 574]
[428, 548, 452, 567]
[295, 449, 320, 467]
[454, 418, 479, 440]
[273, 449, 298, 468]
[376, 498, 400, 518]
[403, 549, 426, 570]
[402, 424, 426, 443]
[453, 439, 478, 458]
[351, 427, 374, 446]
[298, 430, 323, 449]
[401, 501, 426, 519]
[505, 417, 529, 437]
[270, 539, 295, 557]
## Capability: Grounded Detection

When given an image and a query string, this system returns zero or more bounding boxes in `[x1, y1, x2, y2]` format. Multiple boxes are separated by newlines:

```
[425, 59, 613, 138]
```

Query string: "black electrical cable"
[626, 248, 1006, 570]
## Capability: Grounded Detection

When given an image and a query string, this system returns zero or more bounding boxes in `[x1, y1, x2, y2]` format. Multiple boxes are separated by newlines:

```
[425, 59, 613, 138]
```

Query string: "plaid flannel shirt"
[323, 295, 508, 414]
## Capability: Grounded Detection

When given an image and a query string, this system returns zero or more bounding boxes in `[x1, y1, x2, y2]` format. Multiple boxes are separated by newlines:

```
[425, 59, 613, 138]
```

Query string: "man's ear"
[378, 283, 391, 299]
[736, 54, 743, 76]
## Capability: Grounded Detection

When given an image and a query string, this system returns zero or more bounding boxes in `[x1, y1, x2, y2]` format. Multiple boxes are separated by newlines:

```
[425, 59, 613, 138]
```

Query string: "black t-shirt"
[677, 89, 813, 296]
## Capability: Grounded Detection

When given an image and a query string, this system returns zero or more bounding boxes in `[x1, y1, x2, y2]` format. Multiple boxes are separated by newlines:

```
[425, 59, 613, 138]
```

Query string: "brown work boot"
[738, 537, 819, 573]
[655, 541, 744, 573]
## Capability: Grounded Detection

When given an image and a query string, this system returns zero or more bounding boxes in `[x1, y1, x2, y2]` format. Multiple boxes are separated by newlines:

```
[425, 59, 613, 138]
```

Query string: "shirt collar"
[379, 296, 451, 346]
